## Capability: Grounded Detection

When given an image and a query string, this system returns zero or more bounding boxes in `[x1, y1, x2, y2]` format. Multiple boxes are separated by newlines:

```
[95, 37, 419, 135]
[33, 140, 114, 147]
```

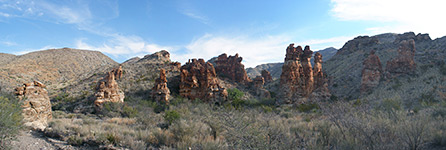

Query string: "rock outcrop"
[14, 81, 52, 131]
[386, 39, 416, 77]
[138, 50, 171, 63]
[152, 69, 170, 105]
[94, 67, 125, 108]
[361, 51, 382, 93]
[279, 44, 330, 104]
[261, 70, 273, 83]
[180, 59, 228, 104]
[252, 76, 271, 98]
[214, 53, 251, 83]
[337, 36, 379, 55]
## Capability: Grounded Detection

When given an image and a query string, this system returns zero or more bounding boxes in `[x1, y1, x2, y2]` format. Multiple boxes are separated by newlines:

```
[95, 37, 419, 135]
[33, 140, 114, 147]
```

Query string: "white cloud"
[75, 35, 174, 58]
[13, 45, 56, 55]
[331, 0, 446, 38]
[170, 34, 291, 68]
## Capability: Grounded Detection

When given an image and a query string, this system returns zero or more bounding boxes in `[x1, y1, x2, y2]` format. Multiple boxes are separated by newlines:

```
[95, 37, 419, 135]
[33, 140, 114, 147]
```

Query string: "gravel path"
[10, 130, 76, 150]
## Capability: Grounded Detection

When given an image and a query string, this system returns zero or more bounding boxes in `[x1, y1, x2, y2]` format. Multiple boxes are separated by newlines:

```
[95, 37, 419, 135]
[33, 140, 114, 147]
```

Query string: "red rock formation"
[180, 59, 228, 104]
[313, 52, 324, 88]
[361, 51, 382, 93]
[279, 44, 330, 104]
[279, 44, 304, 104]
[94, 67, 125, 107]
[214, 53, 251, 83]
[152, 69, 170, 105]
[301, 46, 314, 96]
[252, 76, 271, 98]
[14, 81, 52, 131]
[386, 39, 416, 77]
[261, 70, 273, 83]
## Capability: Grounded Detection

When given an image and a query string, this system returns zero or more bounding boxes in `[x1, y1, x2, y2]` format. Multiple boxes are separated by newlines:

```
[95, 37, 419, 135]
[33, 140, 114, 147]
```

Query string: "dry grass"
[46, 98, 446, 149]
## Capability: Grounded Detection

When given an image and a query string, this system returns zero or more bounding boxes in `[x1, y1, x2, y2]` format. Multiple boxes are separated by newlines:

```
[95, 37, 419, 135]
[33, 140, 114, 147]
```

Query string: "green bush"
[228, 88, 244, 101]
[0, 96, 22, 149]
[228, 88, 245, 108]
[164, 110, 181, 124]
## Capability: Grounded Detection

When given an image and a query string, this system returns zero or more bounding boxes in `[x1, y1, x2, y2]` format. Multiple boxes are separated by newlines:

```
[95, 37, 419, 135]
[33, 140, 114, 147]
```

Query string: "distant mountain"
[0, 48, 118, 94]
[246, 47, 338, 79]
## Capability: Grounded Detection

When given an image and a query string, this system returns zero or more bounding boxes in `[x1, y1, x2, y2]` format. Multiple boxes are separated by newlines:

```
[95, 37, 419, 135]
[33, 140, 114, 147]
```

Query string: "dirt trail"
[10, 130, 76, 150]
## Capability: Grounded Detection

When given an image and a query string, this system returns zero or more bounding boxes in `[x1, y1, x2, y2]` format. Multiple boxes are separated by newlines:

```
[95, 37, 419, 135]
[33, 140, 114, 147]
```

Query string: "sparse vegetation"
[45, 96, 446, 149]
[0, 96, 22, 149]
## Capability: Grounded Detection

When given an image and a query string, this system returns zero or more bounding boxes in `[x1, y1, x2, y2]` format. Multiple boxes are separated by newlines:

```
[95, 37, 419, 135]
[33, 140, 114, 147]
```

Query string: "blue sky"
[1, 0, 445, 67]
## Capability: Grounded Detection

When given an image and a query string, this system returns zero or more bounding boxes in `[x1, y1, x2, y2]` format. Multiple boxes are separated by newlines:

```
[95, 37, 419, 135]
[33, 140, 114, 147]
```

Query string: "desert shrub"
[297, 103, 320, 113]
[0, 96, 22, 149]
[379, 98, 402, 112]
[67, 135, 84, 146]
[164, 110, 181, 124]
[100, 102, 138, 118]
[122, 105, 138, 118]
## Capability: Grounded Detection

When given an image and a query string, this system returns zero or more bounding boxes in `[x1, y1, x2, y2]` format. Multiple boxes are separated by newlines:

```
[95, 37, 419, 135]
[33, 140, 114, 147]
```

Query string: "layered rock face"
[180, 59, 228, 104]
[214, 53, 251, 83]
[252, 76, 271, 98]
[313, 52, 324, 88]
[261, 70, 273, 83]
[279, 44, 330, 104]
[152, 69, 170, 105]
[14, 81, 52, 131]
[386, 39, 416, 77]
[94, 67, 125, 107]
[361, 51, 382, 93]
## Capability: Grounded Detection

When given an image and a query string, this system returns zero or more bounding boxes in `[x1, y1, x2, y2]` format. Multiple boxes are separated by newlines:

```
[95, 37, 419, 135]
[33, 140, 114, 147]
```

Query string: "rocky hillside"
[324, 32, 446, 106]
[0, 48, 118, 95]
[246, 47, 337, 79]
[0, 53, 15, 65]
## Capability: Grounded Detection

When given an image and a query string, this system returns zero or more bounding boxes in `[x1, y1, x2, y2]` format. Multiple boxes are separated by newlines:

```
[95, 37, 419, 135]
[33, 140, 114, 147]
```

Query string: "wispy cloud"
[331, 0, 446, 38]
[0, 41, 17, 46]
[181, 10, 209, 24]
[13, 45, 56, 55]
[75, 35, 174, 59]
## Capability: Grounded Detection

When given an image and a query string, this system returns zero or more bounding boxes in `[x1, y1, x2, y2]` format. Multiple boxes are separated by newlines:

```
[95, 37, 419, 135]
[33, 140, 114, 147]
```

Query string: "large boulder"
[180, 59, 228, 104]
[214, 53, 251, 84]
[252, 76, 271, 98]
[14, 81, 52, 131]
[278, 44, 330, 104]
[386, 39, 416, 77]
[361, 51, 382, 93]
[94, 66, 125, 108]
[152, 69, 170, 105]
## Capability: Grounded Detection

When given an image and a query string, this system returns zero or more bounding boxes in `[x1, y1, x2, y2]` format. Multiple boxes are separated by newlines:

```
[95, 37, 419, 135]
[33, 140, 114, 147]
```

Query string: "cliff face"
[278, 44, 330, 104]
[386, 39, 416, 77]
[361, 51, 382, 93]
[15, 81, 52, 131]
[324, 32, 446, 102]
[214, 53, 251, 84]
[179, 59, 228, 104]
